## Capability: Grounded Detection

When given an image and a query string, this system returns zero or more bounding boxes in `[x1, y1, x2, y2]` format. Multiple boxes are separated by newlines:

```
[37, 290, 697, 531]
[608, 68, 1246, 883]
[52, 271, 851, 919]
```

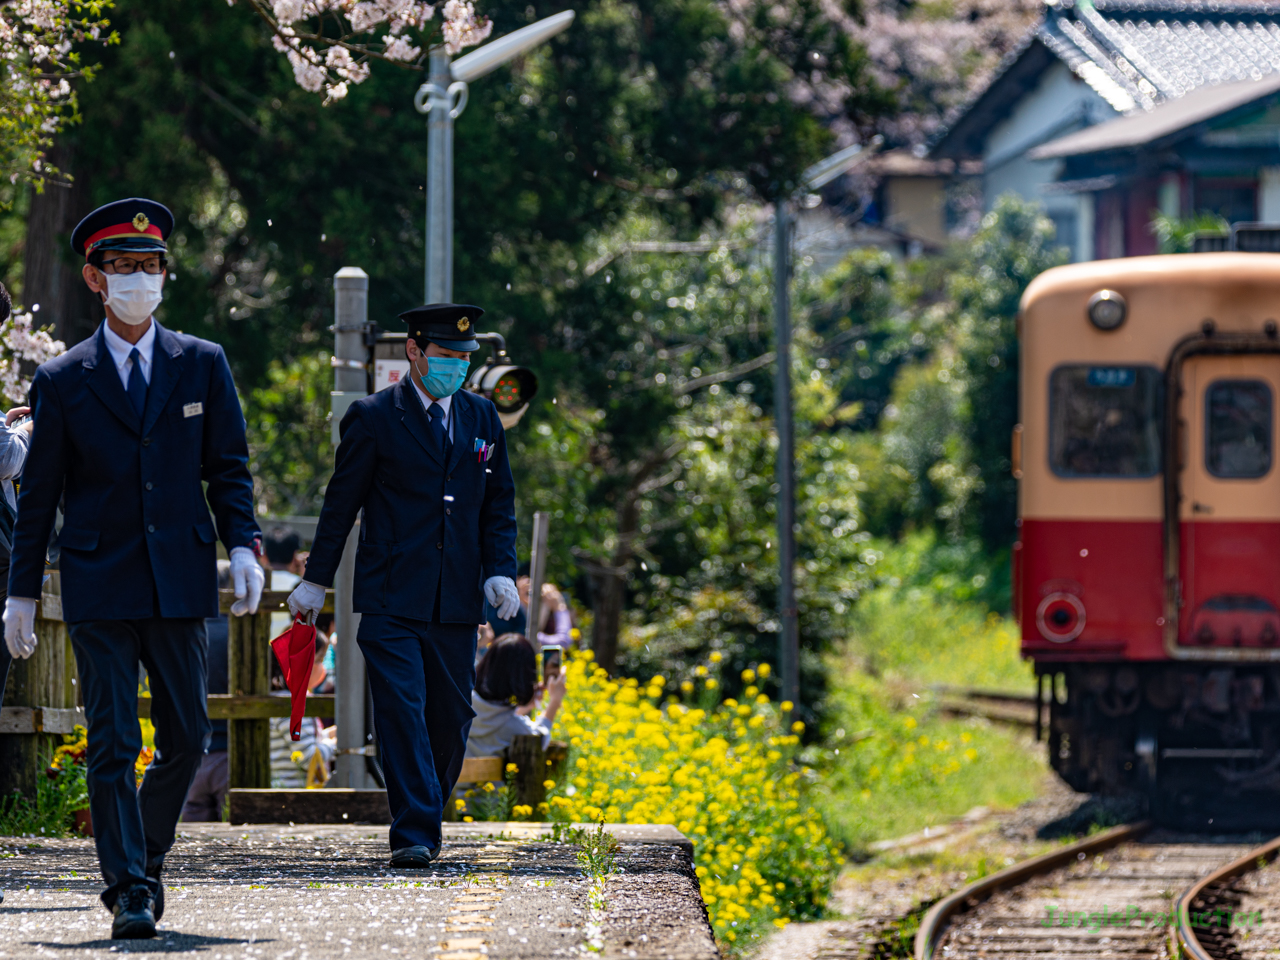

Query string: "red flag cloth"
[270, 618, 317, 741]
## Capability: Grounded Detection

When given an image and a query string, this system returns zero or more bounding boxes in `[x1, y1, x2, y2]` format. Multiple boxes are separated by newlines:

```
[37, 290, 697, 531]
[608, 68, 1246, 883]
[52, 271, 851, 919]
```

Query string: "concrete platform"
[0, 823, 717, 959]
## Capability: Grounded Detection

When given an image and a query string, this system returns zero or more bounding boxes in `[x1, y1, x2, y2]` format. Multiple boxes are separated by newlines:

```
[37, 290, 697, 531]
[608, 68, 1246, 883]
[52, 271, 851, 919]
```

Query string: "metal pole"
[424, 47, 453, 303]
[332, 266, 371, 789]
[526, 511, 550, 648]
[773, 202, 799, 713]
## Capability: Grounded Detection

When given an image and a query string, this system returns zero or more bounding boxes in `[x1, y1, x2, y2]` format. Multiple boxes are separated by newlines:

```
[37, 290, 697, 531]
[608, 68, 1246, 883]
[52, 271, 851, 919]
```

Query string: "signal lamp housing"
[1087, 289, 1127, 331]
[466, 333, 539, 429]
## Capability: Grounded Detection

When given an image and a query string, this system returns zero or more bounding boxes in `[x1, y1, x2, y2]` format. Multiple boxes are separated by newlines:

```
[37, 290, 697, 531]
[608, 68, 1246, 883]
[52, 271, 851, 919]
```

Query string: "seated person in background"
[466, 633, 565, 757]
[311, 614, 335, 696]
[535, 582, 574, 649]
[475, 621, 496, 665]
[261, 525, 303, 592]
[268, 625, 336, 788]
[181, 560, 232, 821]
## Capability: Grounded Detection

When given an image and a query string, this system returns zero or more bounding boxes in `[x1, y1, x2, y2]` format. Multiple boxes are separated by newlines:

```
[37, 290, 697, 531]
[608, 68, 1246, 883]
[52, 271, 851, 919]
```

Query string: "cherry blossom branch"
[236, 0, 492, 103]
[0, 0, 116, 188]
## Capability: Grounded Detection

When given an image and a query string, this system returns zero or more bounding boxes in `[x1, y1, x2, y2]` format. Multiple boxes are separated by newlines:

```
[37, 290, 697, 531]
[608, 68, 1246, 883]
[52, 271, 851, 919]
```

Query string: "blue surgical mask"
[419, 356, 469, 399]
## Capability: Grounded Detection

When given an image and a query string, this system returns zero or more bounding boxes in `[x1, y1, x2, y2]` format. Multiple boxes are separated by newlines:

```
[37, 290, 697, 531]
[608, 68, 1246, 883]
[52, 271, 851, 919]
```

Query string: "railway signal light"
[467, 332, 538, 429]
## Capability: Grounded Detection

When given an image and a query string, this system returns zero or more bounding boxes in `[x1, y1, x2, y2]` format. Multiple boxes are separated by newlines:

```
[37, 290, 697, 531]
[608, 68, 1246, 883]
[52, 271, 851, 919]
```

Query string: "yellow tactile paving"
[433, 844, 519, 959]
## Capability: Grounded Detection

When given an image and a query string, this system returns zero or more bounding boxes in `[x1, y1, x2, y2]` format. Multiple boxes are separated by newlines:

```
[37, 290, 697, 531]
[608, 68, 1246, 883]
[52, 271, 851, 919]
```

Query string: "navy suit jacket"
[8, 322, 259, 622]
[304, 380, 517, 623]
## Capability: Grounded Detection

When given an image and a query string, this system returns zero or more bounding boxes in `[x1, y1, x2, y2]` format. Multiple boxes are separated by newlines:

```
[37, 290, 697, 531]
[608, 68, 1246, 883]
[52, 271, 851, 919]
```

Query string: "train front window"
[1206, 379, 1272, 478]
[1049, 365, 1161, 477]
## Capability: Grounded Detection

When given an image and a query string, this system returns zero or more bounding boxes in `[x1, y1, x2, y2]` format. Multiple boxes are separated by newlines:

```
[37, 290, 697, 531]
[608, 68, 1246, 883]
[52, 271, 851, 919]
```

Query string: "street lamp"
[414, 10, 576, 302]
[774, 137, 881, 714]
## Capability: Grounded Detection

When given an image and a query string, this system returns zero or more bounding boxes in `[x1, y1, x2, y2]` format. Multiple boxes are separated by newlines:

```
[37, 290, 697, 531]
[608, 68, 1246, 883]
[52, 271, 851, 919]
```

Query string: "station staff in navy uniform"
[288, 303, 520, 866]
[1, 199, 265, 939]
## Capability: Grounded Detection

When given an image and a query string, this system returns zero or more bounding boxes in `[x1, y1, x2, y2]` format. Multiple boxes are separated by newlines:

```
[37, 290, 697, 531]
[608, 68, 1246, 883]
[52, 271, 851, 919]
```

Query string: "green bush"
[0, 761, 88, 838]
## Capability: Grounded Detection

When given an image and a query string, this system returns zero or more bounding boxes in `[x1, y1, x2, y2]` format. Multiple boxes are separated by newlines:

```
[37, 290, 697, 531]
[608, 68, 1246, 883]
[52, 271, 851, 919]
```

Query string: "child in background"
[465, 634, 565, 757]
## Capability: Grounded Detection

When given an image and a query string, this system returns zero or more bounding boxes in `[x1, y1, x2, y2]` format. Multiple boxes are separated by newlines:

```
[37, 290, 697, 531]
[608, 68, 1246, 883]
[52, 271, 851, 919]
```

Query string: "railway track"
[912, 822, 1279, 960]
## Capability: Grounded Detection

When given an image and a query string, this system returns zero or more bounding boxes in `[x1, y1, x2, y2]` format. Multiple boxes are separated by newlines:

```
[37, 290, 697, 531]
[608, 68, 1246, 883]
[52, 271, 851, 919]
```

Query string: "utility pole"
[414, 11, 575, 302]
[773, 138, 882, 715]
[421, 47, 460, 302]
[773, 202, 799, 712]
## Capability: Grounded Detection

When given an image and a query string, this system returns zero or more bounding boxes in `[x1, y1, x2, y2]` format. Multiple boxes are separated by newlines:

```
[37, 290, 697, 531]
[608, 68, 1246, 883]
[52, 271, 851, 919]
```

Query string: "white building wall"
[982, 61, 1117, 261]
[1260, 167, 1280, 221]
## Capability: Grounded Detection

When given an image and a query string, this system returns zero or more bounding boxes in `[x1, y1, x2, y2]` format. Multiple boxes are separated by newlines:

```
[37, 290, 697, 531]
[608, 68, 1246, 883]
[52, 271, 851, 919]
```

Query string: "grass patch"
[818, 672, 1045, 853]
[817, 534, 1045, 854]
[850, 533, 1033, 694]
[852, 591, 1031, 693]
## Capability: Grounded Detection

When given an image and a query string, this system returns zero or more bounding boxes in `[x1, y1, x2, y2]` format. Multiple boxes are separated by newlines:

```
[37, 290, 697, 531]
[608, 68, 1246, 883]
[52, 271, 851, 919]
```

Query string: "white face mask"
[102, 270, 163, 326]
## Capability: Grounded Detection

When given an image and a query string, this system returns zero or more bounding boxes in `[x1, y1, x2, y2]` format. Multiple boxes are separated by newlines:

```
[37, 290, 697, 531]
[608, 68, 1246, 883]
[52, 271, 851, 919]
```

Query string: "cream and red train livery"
[1015, 253, 1280, 827]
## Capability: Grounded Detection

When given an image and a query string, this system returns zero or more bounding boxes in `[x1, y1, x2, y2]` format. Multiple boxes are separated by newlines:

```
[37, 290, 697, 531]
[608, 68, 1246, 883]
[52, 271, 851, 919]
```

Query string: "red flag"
[271, 618, 317, 741]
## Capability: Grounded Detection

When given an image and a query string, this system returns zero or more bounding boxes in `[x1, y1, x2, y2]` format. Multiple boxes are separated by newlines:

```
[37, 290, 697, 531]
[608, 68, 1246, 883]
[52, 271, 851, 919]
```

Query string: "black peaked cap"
[399, 303, 483, 352]
[70, 198, 174, 258]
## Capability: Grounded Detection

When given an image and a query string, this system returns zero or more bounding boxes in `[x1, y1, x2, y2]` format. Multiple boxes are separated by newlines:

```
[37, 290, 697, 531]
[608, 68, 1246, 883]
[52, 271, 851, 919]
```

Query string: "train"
[1017, 251, 1280, 827]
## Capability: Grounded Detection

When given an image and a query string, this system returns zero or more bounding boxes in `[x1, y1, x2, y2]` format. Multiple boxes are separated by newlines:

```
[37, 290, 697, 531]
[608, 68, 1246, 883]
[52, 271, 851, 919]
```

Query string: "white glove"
[3, 597, 37, 660]
[287, 579, 326, 625]
[229, 546, 265, 617]
[484, 576, 520, 621]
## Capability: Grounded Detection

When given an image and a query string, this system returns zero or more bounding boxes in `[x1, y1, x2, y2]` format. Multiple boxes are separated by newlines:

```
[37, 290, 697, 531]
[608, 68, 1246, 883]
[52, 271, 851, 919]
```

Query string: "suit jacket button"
[145, 482, 153, 491]
[437, 542, 442, 549]
[147, 524, 156, 533]
[446, 508, 451, 515]
[142, 437, 151, 446]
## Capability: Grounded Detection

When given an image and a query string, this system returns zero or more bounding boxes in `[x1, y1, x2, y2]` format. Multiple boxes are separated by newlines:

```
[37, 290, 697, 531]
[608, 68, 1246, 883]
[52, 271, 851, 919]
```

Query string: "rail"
[1174, 832, 1280, 960]
[912, 821, 1151, 959]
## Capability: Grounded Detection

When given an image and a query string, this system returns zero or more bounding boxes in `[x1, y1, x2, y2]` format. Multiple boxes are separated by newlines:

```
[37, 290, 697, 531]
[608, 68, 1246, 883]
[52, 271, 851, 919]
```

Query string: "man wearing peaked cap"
[289, 302, 519, 866]
[2, 198, 264, 939]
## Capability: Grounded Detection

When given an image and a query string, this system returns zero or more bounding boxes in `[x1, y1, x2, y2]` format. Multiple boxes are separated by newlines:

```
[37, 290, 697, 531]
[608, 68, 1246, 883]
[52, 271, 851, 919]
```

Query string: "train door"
[1178, 355, 1280, 648]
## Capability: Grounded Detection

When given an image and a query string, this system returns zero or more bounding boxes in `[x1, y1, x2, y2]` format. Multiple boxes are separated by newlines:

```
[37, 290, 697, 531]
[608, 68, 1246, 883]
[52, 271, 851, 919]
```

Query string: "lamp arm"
[472, 331, 508, 358]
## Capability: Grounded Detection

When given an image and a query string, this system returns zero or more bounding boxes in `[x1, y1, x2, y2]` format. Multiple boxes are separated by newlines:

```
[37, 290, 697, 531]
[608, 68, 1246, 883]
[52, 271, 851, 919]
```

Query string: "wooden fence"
[0, 577, 566, 819]
[0, 578, 327, 797]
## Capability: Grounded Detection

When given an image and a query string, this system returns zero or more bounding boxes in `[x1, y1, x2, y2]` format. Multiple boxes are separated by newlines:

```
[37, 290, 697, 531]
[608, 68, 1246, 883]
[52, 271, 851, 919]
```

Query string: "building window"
[1047, 210, 1079, 259]
[1206, 379, 1272, 478]
[1049, 365, 1162, 477]
[1194, 178, 1257, 225]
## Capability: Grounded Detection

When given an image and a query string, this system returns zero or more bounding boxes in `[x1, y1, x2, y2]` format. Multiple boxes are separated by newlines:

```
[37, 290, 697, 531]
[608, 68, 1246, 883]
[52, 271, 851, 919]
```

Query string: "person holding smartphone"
[465, 633, 565, 758]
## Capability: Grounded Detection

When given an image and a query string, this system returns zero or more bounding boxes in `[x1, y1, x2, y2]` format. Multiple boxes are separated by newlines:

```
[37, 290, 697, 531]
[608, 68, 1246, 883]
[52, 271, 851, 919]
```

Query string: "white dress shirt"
[102, 320, 155, 389]
[411, 376, 454, 442]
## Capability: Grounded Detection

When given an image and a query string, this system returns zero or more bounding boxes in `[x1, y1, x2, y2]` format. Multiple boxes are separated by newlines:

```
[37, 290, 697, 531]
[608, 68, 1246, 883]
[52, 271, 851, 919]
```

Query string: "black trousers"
[358, 615, 477, 851]
[69, 617, 210, 907]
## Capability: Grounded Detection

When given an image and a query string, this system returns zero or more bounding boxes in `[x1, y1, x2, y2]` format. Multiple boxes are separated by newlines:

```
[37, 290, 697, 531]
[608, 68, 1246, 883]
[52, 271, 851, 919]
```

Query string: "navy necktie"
[126, 347, 147, 419]
[428, 401, 450, 459]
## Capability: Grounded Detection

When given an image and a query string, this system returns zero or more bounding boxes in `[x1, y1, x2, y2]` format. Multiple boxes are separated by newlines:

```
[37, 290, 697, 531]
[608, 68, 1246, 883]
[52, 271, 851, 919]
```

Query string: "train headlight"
[1036, 592, 1086, 643]
[1087, 290, 1127, 331]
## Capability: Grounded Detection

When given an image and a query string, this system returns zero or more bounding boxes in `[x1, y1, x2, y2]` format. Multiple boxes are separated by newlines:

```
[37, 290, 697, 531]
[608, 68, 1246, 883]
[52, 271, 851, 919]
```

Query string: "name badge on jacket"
[183, 402, 203, 418]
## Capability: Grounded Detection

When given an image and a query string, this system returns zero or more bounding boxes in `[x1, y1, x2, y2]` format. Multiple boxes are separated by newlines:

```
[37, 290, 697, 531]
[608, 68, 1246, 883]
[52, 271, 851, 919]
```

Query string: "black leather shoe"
[111, 884, 156, 939]
[390, 844, 440, 867]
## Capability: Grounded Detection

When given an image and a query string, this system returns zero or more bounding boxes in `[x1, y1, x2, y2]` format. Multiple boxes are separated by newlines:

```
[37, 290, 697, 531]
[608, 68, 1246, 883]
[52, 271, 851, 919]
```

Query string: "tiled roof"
[932, 0, 1280, 157]
[1058, 0, 1280, 109]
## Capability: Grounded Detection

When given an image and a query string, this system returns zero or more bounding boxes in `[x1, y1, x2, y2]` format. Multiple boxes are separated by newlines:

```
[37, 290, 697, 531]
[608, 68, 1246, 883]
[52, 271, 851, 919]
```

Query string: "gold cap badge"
[457, 316, 471, 331]
[132, 212, 150, 232]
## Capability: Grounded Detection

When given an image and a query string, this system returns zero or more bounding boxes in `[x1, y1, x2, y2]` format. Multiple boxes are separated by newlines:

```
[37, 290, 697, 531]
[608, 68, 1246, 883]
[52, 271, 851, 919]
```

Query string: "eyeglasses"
[99, 256, 168, 276]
